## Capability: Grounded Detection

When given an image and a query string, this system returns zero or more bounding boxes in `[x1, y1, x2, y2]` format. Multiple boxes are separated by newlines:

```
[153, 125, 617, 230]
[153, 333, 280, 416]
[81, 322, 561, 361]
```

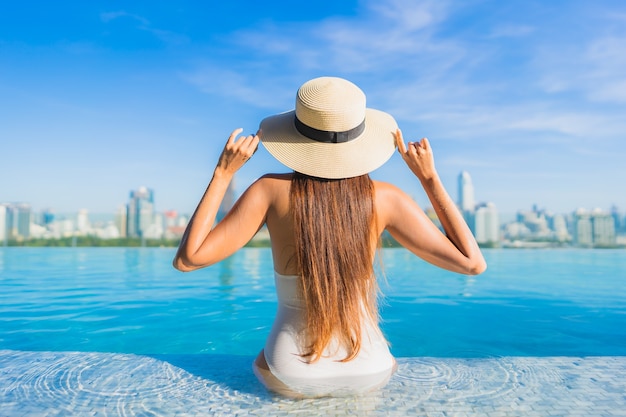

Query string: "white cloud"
[533, 28, 626, 104]
[366, 0, 443, 31]
[100, 10, 188, 45]
[183, 0, 626, 153]
[225, 0, 456, 75]
[180, 66, 293, 110]
[507, 111, 606, 136]
[584, 36, 626, 103]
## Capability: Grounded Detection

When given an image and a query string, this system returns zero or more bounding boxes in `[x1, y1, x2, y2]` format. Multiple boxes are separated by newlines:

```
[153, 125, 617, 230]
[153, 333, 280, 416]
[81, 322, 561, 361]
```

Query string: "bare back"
[242, 173, 375, 275]
[249, 173, 468, 277]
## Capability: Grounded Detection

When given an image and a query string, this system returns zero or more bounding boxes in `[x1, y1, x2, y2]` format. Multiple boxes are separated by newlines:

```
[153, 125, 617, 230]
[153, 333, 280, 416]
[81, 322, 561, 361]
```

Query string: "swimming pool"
[1, 247, 625, 415]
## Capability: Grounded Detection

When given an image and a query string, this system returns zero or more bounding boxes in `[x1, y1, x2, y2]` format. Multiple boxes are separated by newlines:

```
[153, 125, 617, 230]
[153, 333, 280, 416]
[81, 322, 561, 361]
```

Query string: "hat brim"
[259, 108, 398, 179]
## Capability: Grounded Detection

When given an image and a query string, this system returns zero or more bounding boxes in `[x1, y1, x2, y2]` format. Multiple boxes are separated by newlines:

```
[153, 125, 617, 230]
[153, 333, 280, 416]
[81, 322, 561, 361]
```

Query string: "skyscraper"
[458, 171, 476, 233]
[42, 209, 55, 226]
[126, 186, 154, 238]
[76, 209, 90, 235]
[591, 209, 616, 247]
[14, 203, 31, 240]
[457, 171, 475, 212]
[475, 202, 500, 245]
[551, 214, 569, 242]
[0, 203, 30, 241]
[116, 205, 127, 238]
[573, 209, 593, 247]
[0, 204, 7, 244]
[571, 208, 616, 247]
[610, 205, 623, 234]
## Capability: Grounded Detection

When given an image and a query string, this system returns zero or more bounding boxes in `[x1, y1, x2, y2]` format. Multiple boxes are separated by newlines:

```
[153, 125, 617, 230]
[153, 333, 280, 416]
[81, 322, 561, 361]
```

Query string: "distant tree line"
[4, 236, 181, 247]
[3, 236, 275, 248]
[4, 234, 621, 249]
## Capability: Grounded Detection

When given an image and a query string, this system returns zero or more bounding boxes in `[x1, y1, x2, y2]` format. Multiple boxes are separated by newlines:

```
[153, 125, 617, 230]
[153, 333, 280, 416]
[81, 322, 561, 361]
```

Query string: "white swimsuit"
[260, 271, 395, 397]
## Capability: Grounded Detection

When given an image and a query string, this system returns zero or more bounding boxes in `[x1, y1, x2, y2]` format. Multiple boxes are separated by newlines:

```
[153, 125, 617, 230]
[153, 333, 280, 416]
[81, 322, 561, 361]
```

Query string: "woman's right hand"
[215, 128, 259, 176]
[174, 128, 264, 272]
[394, 129, 437, 182]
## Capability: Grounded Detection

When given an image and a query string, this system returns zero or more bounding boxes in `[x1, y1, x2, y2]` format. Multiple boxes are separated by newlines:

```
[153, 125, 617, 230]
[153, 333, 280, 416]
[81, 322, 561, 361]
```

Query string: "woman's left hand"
[216, 128, 260, 176]
[394, 129, 437, 182]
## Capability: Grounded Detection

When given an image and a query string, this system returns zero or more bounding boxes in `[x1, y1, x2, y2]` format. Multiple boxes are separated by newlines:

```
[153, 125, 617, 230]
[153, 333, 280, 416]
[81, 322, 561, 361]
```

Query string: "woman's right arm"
[173, 128, 265, 271]
[381, 129, 486, 275]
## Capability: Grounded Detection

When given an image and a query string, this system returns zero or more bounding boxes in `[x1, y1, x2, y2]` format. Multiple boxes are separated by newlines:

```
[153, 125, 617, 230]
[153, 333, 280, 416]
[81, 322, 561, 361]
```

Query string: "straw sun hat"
[259, 77, 398, 179]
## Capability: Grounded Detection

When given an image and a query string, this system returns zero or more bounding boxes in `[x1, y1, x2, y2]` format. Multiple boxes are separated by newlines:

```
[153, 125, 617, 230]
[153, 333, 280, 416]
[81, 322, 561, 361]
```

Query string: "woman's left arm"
[173, 128, 266, 271]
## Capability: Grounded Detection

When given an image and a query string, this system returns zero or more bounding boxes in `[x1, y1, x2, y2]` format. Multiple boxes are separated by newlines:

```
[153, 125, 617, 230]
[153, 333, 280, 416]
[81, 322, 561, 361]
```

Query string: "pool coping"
[1, 350, 625, 416]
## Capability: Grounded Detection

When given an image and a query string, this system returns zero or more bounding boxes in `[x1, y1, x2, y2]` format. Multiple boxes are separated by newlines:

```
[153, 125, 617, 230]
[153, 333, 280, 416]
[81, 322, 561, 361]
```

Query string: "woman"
[173, 77, 486, 398]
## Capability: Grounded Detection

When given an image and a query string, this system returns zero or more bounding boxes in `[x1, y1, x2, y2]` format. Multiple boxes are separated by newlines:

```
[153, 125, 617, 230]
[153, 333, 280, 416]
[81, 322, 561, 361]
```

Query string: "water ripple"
[393, 357, 515, 404]
[1, 350, 625, 416]
[1, 351, 223, 416]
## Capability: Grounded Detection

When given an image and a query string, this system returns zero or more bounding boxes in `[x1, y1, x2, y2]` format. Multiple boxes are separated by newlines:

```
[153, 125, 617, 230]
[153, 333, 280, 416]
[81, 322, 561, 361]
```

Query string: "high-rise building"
[458, 171, 476, 233]
[76, 209, 90, 235]
[550, 213, 569, 242]
[164, 210, 186, 240]
[573, 209, 593, 246]
[474, 202, 500, 245]
[0, 203, 30, 241]
[143, 212, 164, 239]
[14, 203, 31, 240]
[126, 187, 154, 238]
[0, 204, 8, 244]
[115, 205, 127, 238]
[573, 208, 616, 247]
[611, 206, 623, 234]
[41, 209, 55, 226]
[517, 209, 550, 235]
[591, 209, 616, 247]
[457, 171, 475, 212]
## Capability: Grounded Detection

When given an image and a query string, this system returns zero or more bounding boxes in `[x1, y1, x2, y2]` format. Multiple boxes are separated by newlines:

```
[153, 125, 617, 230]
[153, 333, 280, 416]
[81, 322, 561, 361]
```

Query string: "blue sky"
[1, 0, 625, 216]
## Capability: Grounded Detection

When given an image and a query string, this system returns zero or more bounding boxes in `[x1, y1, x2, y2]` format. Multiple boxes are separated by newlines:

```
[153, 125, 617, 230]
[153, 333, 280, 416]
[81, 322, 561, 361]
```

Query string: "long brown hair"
[290, 172, 379, 363]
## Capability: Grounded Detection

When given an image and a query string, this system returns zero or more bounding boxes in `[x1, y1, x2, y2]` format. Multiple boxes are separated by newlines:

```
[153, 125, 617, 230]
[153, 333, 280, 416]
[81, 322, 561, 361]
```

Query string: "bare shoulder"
[246, 174, 292, 215]
[373, 180, 411, 202]
[373, 180, 421, 228]
[246, 173, 291, 191]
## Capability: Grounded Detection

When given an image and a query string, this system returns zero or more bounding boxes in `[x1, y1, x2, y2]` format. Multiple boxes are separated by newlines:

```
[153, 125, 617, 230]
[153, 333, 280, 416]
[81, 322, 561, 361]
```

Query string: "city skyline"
[1, 1, 625, 214]
[3, 174, 623, 247]
[4, 170, 624, 218]
[2, 180, 624, 220]
[4, 171, 624, 220]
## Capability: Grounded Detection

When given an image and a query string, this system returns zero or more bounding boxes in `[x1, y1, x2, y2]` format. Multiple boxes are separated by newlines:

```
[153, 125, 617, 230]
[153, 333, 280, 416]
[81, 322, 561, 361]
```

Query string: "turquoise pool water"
[0, 247, 624, 357]
[1, 247, 625, 416]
